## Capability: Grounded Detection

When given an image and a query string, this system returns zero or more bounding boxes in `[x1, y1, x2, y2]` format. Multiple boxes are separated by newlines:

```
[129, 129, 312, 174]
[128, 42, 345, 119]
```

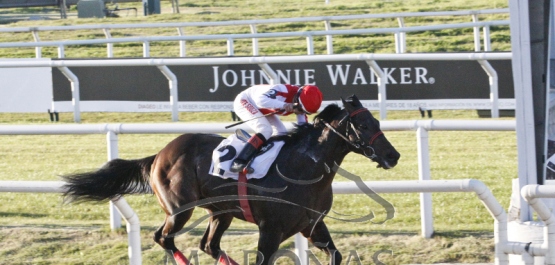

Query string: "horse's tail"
[61, 155, 157, 203]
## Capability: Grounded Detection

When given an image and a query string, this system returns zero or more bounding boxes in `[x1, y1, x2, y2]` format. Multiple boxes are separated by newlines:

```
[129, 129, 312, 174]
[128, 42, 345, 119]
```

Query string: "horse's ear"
[347, 94, 362, 108]
[341, 94, 361, 112]
[341, 96, 347, 107]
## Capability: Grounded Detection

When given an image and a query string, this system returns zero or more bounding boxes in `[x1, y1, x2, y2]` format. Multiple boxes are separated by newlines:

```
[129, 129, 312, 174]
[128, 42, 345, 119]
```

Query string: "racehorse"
[62, 94, 400, 265]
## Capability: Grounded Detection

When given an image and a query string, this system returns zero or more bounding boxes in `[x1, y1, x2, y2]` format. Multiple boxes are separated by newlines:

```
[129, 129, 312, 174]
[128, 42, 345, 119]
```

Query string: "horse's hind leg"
[154, 210, 194, 265]
[199, 211, 238, 265]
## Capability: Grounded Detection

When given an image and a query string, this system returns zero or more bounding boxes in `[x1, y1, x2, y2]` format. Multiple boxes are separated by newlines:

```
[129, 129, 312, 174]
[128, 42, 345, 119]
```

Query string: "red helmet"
[297, 85, 323, 114]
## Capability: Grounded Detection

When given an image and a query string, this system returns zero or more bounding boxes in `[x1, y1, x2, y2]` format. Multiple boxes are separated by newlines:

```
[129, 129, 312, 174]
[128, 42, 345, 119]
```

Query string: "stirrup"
[235, 129, 251, 142]
[230, 159, 254, 174]
[230, 160, 246, 173]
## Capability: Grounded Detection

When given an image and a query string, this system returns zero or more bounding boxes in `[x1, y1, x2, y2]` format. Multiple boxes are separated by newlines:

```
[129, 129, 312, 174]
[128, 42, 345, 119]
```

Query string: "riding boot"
[230, 133, 267, 173]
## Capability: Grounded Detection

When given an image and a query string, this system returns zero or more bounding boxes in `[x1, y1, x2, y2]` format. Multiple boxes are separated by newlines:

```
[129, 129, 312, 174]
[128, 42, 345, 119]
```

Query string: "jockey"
[230, 84, 323, 173]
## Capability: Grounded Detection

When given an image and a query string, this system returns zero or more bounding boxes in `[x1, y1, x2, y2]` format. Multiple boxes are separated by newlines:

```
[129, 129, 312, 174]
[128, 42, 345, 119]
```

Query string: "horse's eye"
[359, 124, 368, 130]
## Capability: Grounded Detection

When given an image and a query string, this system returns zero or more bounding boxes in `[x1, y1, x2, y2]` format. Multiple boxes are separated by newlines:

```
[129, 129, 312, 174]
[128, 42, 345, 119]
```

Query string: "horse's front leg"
[301, 221, 342, 265]
[257, 224, 284, 265]
[199, 212, 238, 265]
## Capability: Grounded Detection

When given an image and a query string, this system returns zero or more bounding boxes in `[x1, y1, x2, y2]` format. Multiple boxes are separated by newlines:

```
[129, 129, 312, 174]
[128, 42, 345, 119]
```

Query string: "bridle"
[322, 107, 384, 160]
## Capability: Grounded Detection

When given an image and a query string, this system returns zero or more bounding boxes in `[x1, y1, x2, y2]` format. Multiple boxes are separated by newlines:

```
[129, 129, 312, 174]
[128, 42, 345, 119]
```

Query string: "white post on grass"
[107, 131, 122, 229]
[417, 127, 433, 238]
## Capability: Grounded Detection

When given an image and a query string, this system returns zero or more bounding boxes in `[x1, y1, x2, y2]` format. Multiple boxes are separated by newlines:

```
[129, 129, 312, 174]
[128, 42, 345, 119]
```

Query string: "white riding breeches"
[233, 93, 288, 140]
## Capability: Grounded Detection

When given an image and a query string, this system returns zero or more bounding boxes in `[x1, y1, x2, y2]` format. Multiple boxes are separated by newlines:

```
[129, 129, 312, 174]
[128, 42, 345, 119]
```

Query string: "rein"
[322, 108, 383, 160]
[238, 107, 382, 223]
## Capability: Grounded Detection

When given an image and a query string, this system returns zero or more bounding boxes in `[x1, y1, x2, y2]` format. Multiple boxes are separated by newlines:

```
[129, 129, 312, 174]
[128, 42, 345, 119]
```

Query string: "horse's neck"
[320, 133, 350, 167]
[288, 127, 350, 186]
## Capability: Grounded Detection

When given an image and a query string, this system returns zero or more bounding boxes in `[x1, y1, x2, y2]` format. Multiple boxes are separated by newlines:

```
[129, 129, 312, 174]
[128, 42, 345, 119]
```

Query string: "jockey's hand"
[293, 108, 305, 115]
[283, 103, 296, 112]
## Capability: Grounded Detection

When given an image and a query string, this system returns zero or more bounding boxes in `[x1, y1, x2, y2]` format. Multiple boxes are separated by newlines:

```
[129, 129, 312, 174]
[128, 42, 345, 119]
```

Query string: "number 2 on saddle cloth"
[209, 129, 285, 180]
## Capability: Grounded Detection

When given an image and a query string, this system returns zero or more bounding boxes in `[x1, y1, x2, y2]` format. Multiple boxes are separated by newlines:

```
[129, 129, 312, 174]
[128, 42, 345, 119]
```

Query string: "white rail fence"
[0, 52, 513, 122]
[519, 185, 555, 264]
[0, 181, 142, 265]
[0, 120, 516, 264]
[0, 179, 510, 265]
[0, 9, 509, 58]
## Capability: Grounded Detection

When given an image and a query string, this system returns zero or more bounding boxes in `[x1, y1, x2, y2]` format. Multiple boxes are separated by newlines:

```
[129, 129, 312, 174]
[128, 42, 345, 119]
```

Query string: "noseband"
[322, 108, 383, 160]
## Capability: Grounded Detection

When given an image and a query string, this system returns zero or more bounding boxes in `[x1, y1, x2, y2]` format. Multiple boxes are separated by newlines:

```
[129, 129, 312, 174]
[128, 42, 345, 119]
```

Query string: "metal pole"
[258, 63, 277, 85]
[324, 20, 333, 55]
[417, 127, 433, 238]
[306, 35, 314, 55]
[397, 17, 406, 53]
[57, 45, 65, 58]
[521, 185, 555, 264]
[294, 233, 308, 265]
[112, 197, 142, 265]
[107, 131, 122, 230]
[143, 41, 150, 57]
[472, 14, 481, 51]
[366, 60, 387, 120]
[478, 60, 499, 118]
[227, 38, 234, 56]
[177, 28, 186, 57]
[31, 31, 42, 58]
[103, 29, 114, 58]
[250, 24, 259, 56]
[484, 26, 492, 51]
[157, 65, 179, 121]
[57, 66, 80, 123]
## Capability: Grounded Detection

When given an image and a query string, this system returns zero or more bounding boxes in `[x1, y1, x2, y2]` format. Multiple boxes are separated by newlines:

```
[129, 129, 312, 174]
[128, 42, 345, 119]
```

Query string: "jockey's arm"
[252, 89, 287, 110]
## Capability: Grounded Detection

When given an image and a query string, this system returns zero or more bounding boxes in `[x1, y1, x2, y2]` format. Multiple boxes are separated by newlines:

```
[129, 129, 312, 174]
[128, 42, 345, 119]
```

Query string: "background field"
[0, 0, 510, 58]
[0, 0, 515, 264]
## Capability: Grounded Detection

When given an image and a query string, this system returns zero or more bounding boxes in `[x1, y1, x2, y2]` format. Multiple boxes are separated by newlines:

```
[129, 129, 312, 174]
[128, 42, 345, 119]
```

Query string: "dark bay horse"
[62, 95, 400, 265]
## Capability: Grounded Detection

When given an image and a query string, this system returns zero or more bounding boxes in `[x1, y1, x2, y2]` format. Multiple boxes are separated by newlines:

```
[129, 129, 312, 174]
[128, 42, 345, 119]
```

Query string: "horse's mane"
[284, 104, 343, 142]
[313, 104, 343, 124]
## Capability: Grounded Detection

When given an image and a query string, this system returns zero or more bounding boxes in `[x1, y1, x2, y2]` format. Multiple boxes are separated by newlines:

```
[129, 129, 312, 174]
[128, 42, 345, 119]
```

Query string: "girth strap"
[238, 172, 255, 223]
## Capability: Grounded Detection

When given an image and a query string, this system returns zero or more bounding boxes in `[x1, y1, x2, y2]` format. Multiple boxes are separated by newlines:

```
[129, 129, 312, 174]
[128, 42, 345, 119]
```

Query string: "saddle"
[209, 129, 285, 180]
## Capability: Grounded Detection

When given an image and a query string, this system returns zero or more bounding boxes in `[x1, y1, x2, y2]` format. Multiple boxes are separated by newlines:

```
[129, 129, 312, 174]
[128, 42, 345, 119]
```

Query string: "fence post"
[107, 131, 122, 230]
[57, 45, 65, 58]
[478, 60, 499, 118]
[227, 38, 234, 56]
[306, 35, 314, 55]
[250, 24, 259, 56]
[157, 66, 179, 121]
[472, 14, 481, 51]
[57, 66, 81, 123]
[417, 126, 434, 238]
[294, 233, 308, 265]
[483, 25, 492, 51]
[103, 29, 114, 58]
[111, 197, 142, 265]
[31, 31, 42, 58]
[177, 28, 186, 57]
[366, 60, 387, 120]
[324, 20, 333, 55]
[143, 41, 150, 57]
[258, 63, 277, 85]
[397, 17, 406, 53]
[394, 33, 401, 53]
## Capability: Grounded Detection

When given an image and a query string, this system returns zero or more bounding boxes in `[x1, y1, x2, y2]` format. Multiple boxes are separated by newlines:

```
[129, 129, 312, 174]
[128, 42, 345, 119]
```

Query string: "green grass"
[0, 0, 516, 263]
[0, 110, 516, 264]
[0, 0, 510, 58]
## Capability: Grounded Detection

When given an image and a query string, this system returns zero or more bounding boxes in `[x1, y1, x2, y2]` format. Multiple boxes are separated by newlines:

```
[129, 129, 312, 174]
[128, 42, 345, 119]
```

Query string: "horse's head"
[338, 95, 400, 169]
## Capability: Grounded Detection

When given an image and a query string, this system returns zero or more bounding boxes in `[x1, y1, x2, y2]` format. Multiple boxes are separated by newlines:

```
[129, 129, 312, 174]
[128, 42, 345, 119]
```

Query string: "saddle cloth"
[209, 133, 285, 180]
